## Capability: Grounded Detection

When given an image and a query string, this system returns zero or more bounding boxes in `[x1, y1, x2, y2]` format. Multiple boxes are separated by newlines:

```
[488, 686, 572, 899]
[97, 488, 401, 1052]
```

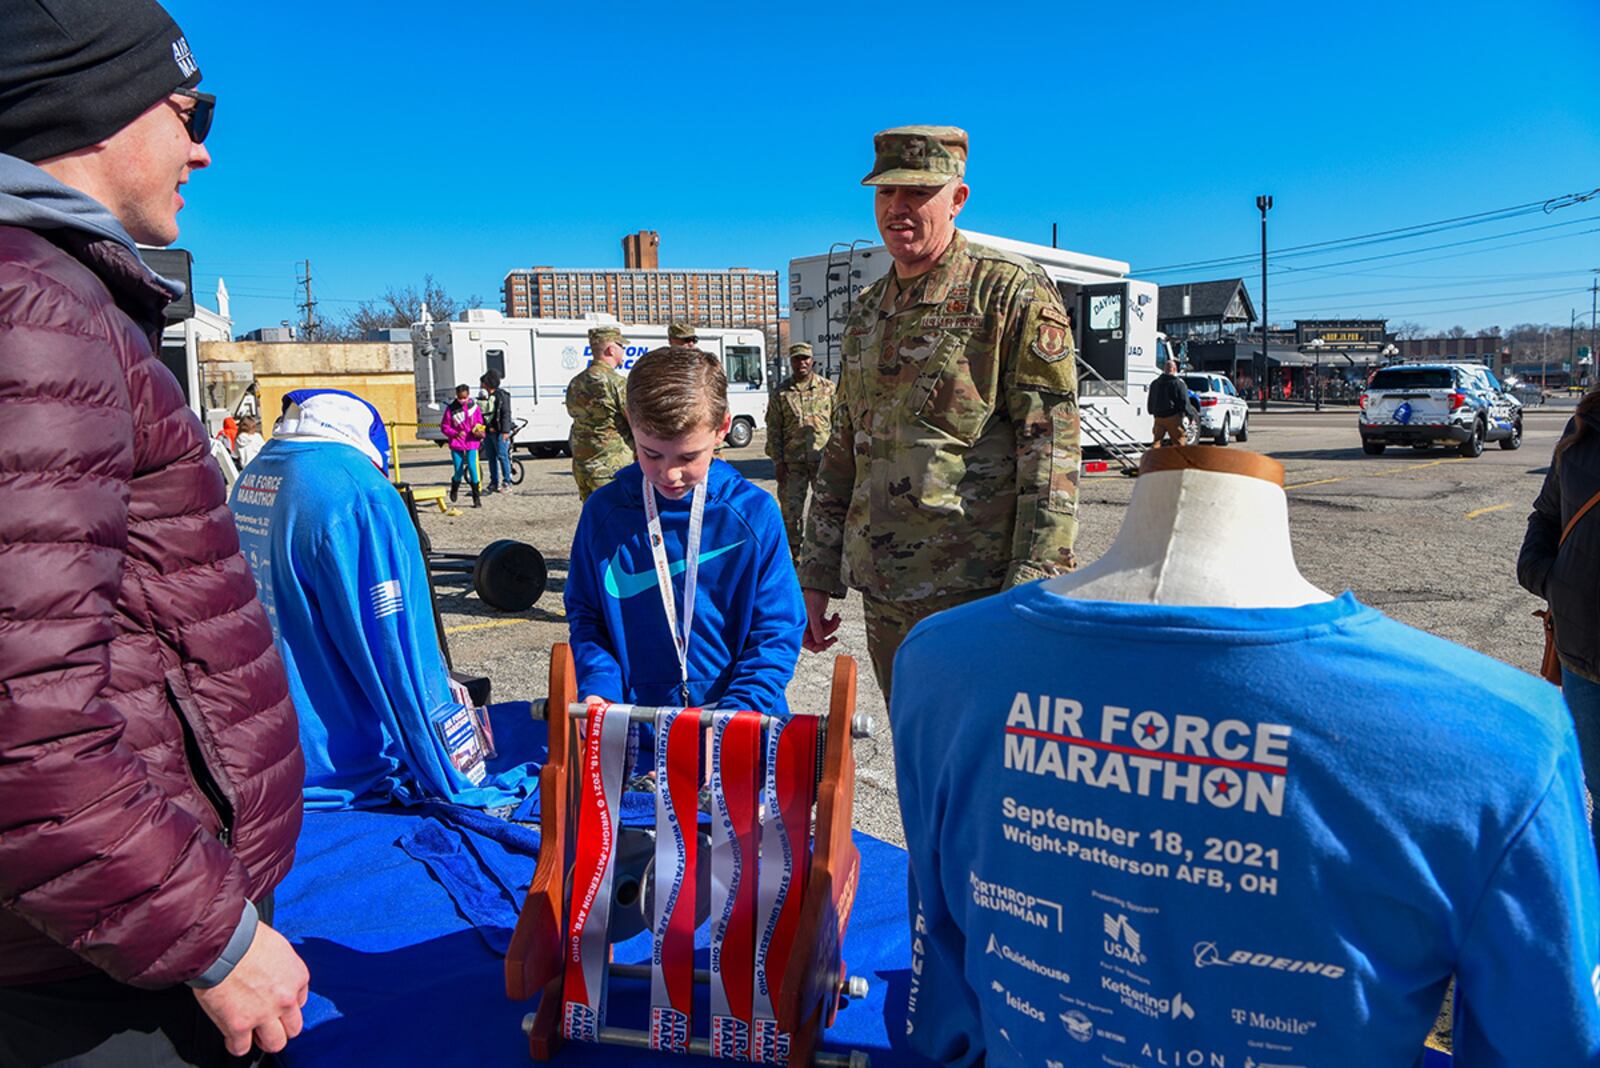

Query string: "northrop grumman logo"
[172, 37, 197, 77]
[1003, 692, 1292, 817]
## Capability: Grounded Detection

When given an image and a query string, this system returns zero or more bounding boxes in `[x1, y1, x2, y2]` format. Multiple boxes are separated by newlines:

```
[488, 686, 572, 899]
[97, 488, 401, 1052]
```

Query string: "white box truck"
[411, 311, 769, 453]
[788, 231, 1173, 455]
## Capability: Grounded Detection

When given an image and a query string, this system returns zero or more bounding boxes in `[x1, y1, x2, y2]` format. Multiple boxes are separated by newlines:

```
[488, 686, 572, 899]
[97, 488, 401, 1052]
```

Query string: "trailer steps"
[1079, 403, 1145, 476]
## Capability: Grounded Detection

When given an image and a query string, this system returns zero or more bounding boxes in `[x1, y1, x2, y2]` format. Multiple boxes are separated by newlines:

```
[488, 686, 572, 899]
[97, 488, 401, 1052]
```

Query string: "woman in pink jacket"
[441, 383, 486, 507]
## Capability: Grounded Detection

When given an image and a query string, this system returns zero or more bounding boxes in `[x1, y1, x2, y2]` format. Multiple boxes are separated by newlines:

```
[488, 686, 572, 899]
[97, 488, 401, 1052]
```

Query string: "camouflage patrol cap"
[788, 343, 814, 359]
[588, 325, 626, 350]
[668, 321, 698, 341]
[861, 125, 968, 187]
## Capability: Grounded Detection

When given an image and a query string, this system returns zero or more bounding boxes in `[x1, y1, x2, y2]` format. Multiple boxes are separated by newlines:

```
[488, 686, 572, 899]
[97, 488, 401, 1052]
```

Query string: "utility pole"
[1590, 270, 1598, 381]
[1256, 195, 1273, 413]
[296, 259, 317, 339]
[1051, 222, 1058, 249]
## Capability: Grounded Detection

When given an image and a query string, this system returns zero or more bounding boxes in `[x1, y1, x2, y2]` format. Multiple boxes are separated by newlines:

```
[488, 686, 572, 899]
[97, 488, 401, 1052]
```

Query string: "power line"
[1132, 186, 1599, 275]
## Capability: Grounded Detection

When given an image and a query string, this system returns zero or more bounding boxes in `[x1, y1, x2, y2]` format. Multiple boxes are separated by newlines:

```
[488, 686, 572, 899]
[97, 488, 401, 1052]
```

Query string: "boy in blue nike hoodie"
[565, 347, 805, 718]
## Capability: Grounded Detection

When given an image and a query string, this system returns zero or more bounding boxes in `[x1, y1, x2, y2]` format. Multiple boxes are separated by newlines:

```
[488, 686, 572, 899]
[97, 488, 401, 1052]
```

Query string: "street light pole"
[1257, 195, 1273, 413]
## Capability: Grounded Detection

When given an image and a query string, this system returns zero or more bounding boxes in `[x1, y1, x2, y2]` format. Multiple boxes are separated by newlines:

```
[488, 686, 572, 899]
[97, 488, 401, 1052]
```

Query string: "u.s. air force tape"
[752, 713, 820, 1064]
[561, 700, 630, 1043]
[650, 708, 701, 1053]
[709, 710, 762, 1059]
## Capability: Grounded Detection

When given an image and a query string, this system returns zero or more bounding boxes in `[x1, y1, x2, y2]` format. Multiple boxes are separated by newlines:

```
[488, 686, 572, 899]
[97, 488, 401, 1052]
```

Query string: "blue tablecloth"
[273, 703, 917, 1066]
[270, 703, 1453, 1068]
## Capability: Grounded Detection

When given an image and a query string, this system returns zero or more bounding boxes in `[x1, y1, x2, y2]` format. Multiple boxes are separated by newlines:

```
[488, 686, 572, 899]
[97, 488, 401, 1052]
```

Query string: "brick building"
[501, 230, 778, 333]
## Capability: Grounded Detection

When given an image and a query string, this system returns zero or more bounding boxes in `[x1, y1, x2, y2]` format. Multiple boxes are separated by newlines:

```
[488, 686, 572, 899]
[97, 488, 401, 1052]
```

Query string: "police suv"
[1358, 362, 1522, 458]
[1181, 372, 1250, 445]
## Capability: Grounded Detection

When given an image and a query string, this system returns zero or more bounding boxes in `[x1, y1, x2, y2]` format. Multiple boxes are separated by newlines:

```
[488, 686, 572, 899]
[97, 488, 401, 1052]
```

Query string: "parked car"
[1181, 372, 1250, 445]
[1358, 363, 1522, 457]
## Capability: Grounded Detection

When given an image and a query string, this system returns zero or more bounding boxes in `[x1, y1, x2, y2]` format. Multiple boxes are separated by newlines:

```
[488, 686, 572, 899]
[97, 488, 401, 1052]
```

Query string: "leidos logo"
[1193, 940, 1346, 980]
[1003, 692, 1292, 816]
[1103, 913, 1148, 966]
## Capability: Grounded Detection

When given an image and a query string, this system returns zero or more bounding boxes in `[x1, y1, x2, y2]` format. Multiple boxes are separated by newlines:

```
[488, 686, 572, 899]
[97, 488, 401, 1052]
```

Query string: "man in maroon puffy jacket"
[0, 3, 310, 1065]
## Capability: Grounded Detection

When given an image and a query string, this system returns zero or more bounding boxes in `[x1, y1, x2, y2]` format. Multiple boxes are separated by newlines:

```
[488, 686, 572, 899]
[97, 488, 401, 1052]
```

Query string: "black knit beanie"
[0, 0, 202, 163]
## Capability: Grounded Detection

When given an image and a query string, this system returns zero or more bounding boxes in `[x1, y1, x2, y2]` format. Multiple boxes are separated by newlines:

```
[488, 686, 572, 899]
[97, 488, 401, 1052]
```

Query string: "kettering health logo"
[603, 542, 745, 599]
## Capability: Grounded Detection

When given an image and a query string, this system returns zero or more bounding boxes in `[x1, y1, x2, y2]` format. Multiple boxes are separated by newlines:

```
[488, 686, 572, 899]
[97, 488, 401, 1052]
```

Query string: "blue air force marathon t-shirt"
[891, 585, 1600, 1068]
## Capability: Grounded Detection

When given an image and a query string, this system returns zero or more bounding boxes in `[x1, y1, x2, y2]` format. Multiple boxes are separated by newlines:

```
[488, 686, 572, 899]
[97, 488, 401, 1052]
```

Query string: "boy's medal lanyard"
[643, 476, 706, 706]
[561, 701, 631, 1043]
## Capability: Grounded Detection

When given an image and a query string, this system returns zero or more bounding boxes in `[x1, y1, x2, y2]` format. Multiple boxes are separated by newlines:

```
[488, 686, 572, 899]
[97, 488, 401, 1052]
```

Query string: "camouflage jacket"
[764, 373, 836, 466]
[565, 361, 633, 475]
[797, 230, 1080, 600]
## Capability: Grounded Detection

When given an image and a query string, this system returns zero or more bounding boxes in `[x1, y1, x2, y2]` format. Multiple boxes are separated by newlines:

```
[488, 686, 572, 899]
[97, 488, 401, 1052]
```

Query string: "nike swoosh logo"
[603, 541, 746, 599]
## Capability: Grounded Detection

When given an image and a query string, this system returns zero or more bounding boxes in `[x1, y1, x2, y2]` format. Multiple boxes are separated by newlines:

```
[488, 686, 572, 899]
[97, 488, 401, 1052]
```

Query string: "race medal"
[751, 714, 821, 1063]
[649, 708, 701, 1052]
[561, 701, 630, 1042]
[709, 711, 762, 1058]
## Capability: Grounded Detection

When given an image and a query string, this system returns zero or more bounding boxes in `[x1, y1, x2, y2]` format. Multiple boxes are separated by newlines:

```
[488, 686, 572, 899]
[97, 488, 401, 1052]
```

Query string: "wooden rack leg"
[779, 655, 863, 1054]
[506, 645, 578, 1043]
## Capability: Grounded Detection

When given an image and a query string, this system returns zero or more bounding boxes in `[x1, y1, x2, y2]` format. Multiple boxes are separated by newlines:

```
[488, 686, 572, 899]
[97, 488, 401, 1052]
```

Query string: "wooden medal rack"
[504, 643, 872, 1067]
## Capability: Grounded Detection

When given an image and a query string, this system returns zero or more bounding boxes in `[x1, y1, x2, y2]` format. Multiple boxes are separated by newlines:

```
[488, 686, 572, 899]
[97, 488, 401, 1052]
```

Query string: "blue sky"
[165, 0, 1600, 340]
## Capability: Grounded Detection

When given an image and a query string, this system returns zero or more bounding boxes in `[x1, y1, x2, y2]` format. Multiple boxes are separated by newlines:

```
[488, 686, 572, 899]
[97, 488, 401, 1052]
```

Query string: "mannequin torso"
[1045, 446, 1331, 607]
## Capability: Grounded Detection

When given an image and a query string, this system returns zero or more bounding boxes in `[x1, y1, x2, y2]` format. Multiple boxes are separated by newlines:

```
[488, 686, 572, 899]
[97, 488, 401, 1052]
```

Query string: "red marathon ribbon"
[561, 701, 631, 1043]
[649, 708, 701, 1053]
[751, 714, 820, 1064]
[709, 710, 762, 1059]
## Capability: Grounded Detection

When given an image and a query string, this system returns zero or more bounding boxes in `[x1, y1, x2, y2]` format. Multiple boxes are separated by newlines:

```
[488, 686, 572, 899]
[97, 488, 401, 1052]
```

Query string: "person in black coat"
[479, 370, 514, 494]
[1519, 388, 1600, 853]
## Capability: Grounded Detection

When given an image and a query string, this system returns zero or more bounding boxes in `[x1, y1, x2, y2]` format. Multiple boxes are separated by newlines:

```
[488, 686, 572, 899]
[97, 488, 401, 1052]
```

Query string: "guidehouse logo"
[1103, 913, 1147, 966]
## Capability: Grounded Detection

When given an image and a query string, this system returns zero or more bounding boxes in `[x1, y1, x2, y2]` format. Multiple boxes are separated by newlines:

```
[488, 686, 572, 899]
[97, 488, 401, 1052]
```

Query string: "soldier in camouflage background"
[667, 321, 699, 347]
[797, 125, 1082, 704]
[566, 326, 634, 501]
[765, 342, 835, 560]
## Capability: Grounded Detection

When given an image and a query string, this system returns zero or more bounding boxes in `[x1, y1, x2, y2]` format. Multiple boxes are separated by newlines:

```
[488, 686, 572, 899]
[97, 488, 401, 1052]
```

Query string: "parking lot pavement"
[411, 413, 1565, 847]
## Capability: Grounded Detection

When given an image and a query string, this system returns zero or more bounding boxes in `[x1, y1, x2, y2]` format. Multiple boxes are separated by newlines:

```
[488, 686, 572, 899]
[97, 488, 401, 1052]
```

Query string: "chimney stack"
[622, 229, 660, 270]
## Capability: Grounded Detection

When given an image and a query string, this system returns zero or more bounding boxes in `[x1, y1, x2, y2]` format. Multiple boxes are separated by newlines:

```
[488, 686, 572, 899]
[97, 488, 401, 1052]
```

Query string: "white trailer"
[411, 311, 769, 452]
[788, 231, 1172, 456]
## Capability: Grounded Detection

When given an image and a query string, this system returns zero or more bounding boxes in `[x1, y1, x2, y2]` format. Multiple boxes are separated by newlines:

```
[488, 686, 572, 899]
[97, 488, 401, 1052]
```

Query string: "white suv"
[1182, 372, 1250, 445]
[1359, 363, 1522, 457]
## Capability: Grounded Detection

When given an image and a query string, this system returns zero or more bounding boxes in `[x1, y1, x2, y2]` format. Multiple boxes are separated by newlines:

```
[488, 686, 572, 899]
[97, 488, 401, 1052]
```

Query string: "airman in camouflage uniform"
[566, 326, 633, 500]
[766, 343, 835, 560]
[797, 126, 1081, 703]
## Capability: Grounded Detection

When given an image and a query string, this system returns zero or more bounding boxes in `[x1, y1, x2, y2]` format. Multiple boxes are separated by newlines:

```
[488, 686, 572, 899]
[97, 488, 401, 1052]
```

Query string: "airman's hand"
[801, 588, 840, 653]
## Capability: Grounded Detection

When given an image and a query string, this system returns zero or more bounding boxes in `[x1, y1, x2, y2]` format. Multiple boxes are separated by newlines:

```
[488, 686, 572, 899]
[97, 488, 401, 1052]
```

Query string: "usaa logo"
[1103, 913, 1148, 966]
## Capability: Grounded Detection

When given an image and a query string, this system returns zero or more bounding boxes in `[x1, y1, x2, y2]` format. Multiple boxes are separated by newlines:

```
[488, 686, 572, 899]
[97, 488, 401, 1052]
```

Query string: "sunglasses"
[169, 88, 215, 144]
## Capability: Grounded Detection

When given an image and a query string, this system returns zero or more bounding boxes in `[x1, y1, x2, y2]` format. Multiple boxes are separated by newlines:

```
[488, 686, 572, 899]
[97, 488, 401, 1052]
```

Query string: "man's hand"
[802, 588, 841, 653]
[193, 922, 310, 1057]
[774, 461, 789, 485]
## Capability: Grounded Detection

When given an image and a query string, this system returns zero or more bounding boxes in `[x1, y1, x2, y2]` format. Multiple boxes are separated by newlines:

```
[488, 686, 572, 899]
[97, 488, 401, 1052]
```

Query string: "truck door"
[1077, 283, 1129, 395]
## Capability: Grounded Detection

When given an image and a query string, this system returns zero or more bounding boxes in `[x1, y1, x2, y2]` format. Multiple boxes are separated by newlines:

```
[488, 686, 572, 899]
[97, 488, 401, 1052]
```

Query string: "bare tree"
[1389, 320, 1428, 340]
[1445, 325, 1469, 339]
[325, 275, 485, 339]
